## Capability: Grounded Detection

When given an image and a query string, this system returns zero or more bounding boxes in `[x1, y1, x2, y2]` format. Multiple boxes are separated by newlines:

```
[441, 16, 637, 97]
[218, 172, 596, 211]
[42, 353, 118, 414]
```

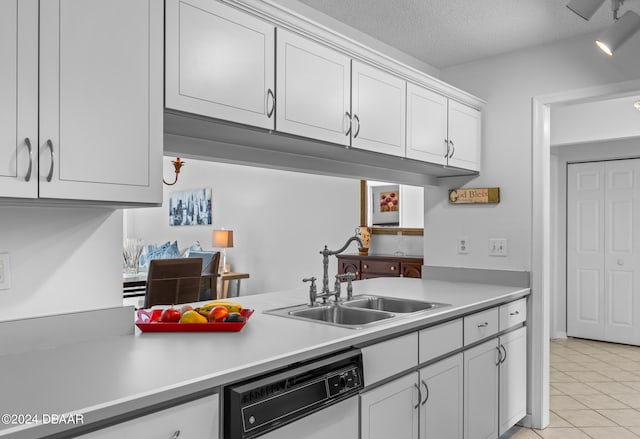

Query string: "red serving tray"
[136, 308, 254, 332]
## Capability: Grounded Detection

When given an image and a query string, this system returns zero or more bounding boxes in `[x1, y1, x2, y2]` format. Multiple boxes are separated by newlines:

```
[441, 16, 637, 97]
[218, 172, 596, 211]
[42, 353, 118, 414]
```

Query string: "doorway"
[566, 158, 640, 345]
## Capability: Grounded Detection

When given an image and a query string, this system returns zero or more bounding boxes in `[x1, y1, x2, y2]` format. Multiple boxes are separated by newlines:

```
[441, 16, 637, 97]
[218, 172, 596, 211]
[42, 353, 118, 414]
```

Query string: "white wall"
[430, 31, 640, 271]
[550, 138, 640, 338]
[125, 157, 360, 295]
[0, 207, 122, 321]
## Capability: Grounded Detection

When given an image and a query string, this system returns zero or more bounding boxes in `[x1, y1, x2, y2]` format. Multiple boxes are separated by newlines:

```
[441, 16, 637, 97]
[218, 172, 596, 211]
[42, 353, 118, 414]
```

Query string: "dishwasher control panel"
[224, 349, 363, 439]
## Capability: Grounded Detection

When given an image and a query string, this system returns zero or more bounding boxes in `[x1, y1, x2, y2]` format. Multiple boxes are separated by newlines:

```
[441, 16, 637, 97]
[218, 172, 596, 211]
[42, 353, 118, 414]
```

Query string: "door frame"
[531, 77, 640, 429]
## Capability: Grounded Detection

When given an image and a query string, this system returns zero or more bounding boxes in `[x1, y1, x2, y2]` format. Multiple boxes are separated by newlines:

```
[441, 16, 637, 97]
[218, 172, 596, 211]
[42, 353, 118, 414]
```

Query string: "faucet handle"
[303, 277, 317, 305]
[336, 273, 356, 300]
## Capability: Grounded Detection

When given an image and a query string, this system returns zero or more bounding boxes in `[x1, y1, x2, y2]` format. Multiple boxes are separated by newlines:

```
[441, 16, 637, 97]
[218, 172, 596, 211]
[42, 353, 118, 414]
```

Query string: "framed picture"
[169, 188, 212, 226]
[371, 184, 400, 226]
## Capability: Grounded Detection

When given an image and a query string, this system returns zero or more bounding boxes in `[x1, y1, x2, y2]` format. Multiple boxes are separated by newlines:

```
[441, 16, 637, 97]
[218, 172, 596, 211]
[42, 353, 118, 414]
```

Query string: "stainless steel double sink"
[265, 295, 450, 329]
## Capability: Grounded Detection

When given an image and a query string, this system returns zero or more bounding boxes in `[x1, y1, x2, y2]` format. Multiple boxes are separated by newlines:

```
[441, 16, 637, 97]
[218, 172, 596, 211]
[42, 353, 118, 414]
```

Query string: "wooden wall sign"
[449, 187, 500, 204]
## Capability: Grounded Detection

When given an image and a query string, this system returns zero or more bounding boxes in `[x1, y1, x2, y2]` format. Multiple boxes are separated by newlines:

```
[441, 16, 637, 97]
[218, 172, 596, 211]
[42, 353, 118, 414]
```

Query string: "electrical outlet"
[0, 252, 10, 290]
[489, 238, 508, 257]
[457, 237, 469, 254]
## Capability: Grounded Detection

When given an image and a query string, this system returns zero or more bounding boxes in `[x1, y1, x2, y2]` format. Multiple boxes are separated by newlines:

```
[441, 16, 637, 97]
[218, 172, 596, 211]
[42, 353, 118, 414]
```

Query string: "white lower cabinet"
[419, 353, 464, 439]
[360, 372, 420, 439]
[464, 326, 528, 439]
[77, 394, 219, 438]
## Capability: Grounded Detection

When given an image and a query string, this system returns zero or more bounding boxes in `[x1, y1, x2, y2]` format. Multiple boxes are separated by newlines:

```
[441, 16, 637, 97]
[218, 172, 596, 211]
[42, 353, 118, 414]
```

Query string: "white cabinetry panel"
[166, 0, 275, 129]
[447, 100, 481, 171]
[406, 83, 447, 165]
[464, 338, 499, 439]
[499, 326, 527, 435]
[352, 61, 406, 156]
[0, 0, 38, 198]
[78, 394, 219, 438]
[38, 0, 162, 203]
[276, 29, 351, 146]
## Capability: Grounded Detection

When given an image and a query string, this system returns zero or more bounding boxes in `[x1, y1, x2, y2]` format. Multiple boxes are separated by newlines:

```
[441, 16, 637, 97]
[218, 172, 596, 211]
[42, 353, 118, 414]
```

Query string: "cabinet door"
[406, 83, 447, 165]
[401, 262, 422, 278]
[78, 394, 219, 438]
[419, 353, 463, 439]
[276, 29, 351, 146]
[499, 326, 527, 435]
[338, 257, 361, 280]
[166, 0, 275, 130]
[447, 100, 481, 171]
[0, 0, 38, 198]
[352, 61, 406, 156]
[39, 0, 163, 203]
[464, 338, 499, 439]
[361, 372, 419, 439]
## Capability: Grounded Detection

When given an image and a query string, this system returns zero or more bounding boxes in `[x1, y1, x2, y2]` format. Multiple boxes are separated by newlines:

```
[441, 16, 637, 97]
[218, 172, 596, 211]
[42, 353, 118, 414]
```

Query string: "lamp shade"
[566, 0, 606, 21]
[596, 10, 640, 56]
[213, 229, 234, 248]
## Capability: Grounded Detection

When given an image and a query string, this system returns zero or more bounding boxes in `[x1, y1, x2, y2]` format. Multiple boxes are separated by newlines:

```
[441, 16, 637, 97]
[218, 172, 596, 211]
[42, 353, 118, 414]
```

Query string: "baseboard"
[552, 331, 567, 340]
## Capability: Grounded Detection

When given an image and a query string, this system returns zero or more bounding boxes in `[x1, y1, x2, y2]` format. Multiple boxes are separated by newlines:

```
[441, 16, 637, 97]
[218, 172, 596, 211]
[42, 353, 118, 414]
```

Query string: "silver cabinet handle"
[496, 345, 502, 366]
[449, 140, 455, 158]
[24, 137, 33, 182]
[444, 139, 450, 158]
[421, 380, 429, 405]
[500, 344, 507, 364]
[414, 383, 422, 409]
[266, 89, 275, 118]
[477, 322, 489, 328]
[510, 310, 520, 316]
[170, 431, 180, 439]
[353, 114, 360, 138]
[45, 139, 54, 182]
[345, 111, 352, 136]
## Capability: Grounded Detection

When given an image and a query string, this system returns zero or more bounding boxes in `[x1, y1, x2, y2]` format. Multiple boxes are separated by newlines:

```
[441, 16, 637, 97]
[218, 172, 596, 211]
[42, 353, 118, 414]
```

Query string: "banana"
[200, 301, 243, 313]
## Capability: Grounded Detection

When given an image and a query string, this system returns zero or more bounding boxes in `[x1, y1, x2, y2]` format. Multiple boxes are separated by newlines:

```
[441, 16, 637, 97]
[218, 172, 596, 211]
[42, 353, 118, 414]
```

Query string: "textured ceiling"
[295, 0, 640, 68]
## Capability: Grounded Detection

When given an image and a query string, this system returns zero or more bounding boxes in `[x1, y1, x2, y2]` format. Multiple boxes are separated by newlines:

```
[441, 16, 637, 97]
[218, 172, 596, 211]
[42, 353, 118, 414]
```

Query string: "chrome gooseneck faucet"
[303, 234, 363, 305]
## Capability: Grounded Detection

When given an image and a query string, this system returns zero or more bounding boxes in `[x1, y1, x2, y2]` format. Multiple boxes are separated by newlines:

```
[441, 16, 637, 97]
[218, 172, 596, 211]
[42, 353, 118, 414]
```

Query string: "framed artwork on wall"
[371, 184, 400, 226]
[169, 187, 212, 226]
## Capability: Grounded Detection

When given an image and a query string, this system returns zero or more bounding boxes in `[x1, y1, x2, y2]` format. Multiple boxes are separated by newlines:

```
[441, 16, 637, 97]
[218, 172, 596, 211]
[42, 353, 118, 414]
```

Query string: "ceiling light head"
[596, 10, 640, 56]
[567, 0, 607, 20]
[635, 100, 640, 111]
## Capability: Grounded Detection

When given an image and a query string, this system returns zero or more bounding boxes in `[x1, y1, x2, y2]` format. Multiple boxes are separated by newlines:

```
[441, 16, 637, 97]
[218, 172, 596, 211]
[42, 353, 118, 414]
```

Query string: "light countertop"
[0, 277, 529, 438]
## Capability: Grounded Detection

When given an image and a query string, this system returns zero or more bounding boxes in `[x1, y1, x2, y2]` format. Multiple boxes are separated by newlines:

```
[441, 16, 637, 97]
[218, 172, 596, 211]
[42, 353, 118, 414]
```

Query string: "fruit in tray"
[180, 310, 208, 323]
[224, 312, 244, 322]
[160, 306, 181, 323]
[199, 300, 243, 313]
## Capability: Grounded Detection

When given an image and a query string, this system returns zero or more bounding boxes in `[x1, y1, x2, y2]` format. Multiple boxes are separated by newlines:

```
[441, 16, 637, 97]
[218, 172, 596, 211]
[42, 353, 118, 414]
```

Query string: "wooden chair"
[144, 258, 203, 308]
[187, 250, 221, 300]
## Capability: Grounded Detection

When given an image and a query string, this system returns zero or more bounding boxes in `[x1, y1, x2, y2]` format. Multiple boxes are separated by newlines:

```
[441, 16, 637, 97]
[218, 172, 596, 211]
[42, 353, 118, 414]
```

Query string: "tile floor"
[506, 337, 640, 439]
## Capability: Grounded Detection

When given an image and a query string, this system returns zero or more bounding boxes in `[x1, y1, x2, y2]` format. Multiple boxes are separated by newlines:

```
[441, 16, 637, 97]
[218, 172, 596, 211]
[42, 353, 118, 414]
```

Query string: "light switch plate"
[0, 252, 11, 290]
[489, 238, 508, 257]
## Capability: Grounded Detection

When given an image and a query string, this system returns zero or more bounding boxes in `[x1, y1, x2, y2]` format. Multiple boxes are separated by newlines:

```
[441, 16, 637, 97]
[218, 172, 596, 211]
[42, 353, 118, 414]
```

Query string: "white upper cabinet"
[166, 0, 275, 130]
[447, 100, 481, 171]
[406, 83, 448, 165]
[0, 0, 38, 198]
[352, 61, 406, 157]
[276, 29, 351, 146]
[34, 0, 163, 204]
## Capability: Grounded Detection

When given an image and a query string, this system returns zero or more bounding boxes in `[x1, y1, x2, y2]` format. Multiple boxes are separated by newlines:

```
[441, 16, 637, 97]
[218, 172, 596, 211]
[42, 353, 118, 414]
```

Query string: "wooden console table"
[337, 254, 423, 280]
[219, 272, 250, 298]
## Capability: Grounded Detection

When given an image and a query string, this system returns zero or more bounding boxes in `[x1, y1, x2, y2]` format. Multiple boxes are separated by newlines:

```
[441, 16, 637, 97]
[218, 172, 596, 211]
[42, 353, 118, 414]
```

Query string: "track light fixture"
[567, 0, 640, 56]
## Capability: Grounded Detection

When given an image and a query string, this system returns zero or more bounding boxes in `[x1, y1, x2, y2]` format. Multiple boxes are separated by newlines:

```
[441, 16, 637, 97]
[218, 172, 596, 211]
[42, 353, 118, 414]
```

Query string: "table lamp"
[213, 229, 234, 273]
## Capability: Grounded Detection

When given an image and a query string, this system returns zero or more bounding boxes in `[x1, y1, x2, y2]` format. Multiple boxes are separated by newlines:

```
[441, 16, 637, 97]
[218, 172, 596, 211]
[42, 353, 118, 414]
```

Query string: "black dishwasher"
[224, 349, 363, 439]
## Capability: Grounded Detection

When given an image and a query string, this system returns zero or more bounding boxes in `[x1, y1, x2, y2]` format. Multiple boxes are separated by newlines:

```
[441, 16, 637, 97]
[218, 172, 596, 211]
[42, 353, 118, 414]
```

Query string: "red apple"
[160, 306, 181, 322]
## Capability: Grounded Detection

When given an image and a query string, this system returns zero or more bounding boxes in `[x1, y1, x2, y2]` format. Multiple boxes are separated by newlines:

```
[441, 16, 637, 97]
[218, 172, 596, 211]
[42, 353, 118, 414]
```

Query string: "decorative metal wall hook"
[163, 157, 185, 186]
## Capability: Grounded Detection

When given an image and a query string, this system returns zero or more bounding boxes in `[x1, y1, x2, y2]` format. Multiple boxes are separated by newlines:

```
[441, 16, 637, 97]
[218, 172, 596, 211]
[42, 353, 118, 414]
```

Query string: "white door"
[499, 327, 527, 435]
[406, 83, 448, 165]
[165, 0, 275, 130]
[464, 338, 499, 439]
[419, 353, 463, 439]
[567, 159, 640, 344]
[260, 397, 358, 439]
[447, 100, 481, 171]
[38, 0, 163, 204]
[352, 61, 406, 157]
[0, 0, 38, 198]
[276, 29, 351, 146]
[361, 372, 419, 439]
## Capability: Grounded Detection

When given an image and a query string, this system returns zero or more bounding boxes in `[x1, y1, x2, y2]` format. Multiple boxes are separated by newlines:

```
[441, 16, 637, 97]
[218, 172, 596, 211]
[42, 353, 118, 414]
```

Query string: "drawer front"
[499, 298, 527, 330]
[361, 332, 418, 386]
[464, 308, 499, 346]
[79, 394, 219, 438]
[362, 260, 400, 275]
[418, 318, 463, 363]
